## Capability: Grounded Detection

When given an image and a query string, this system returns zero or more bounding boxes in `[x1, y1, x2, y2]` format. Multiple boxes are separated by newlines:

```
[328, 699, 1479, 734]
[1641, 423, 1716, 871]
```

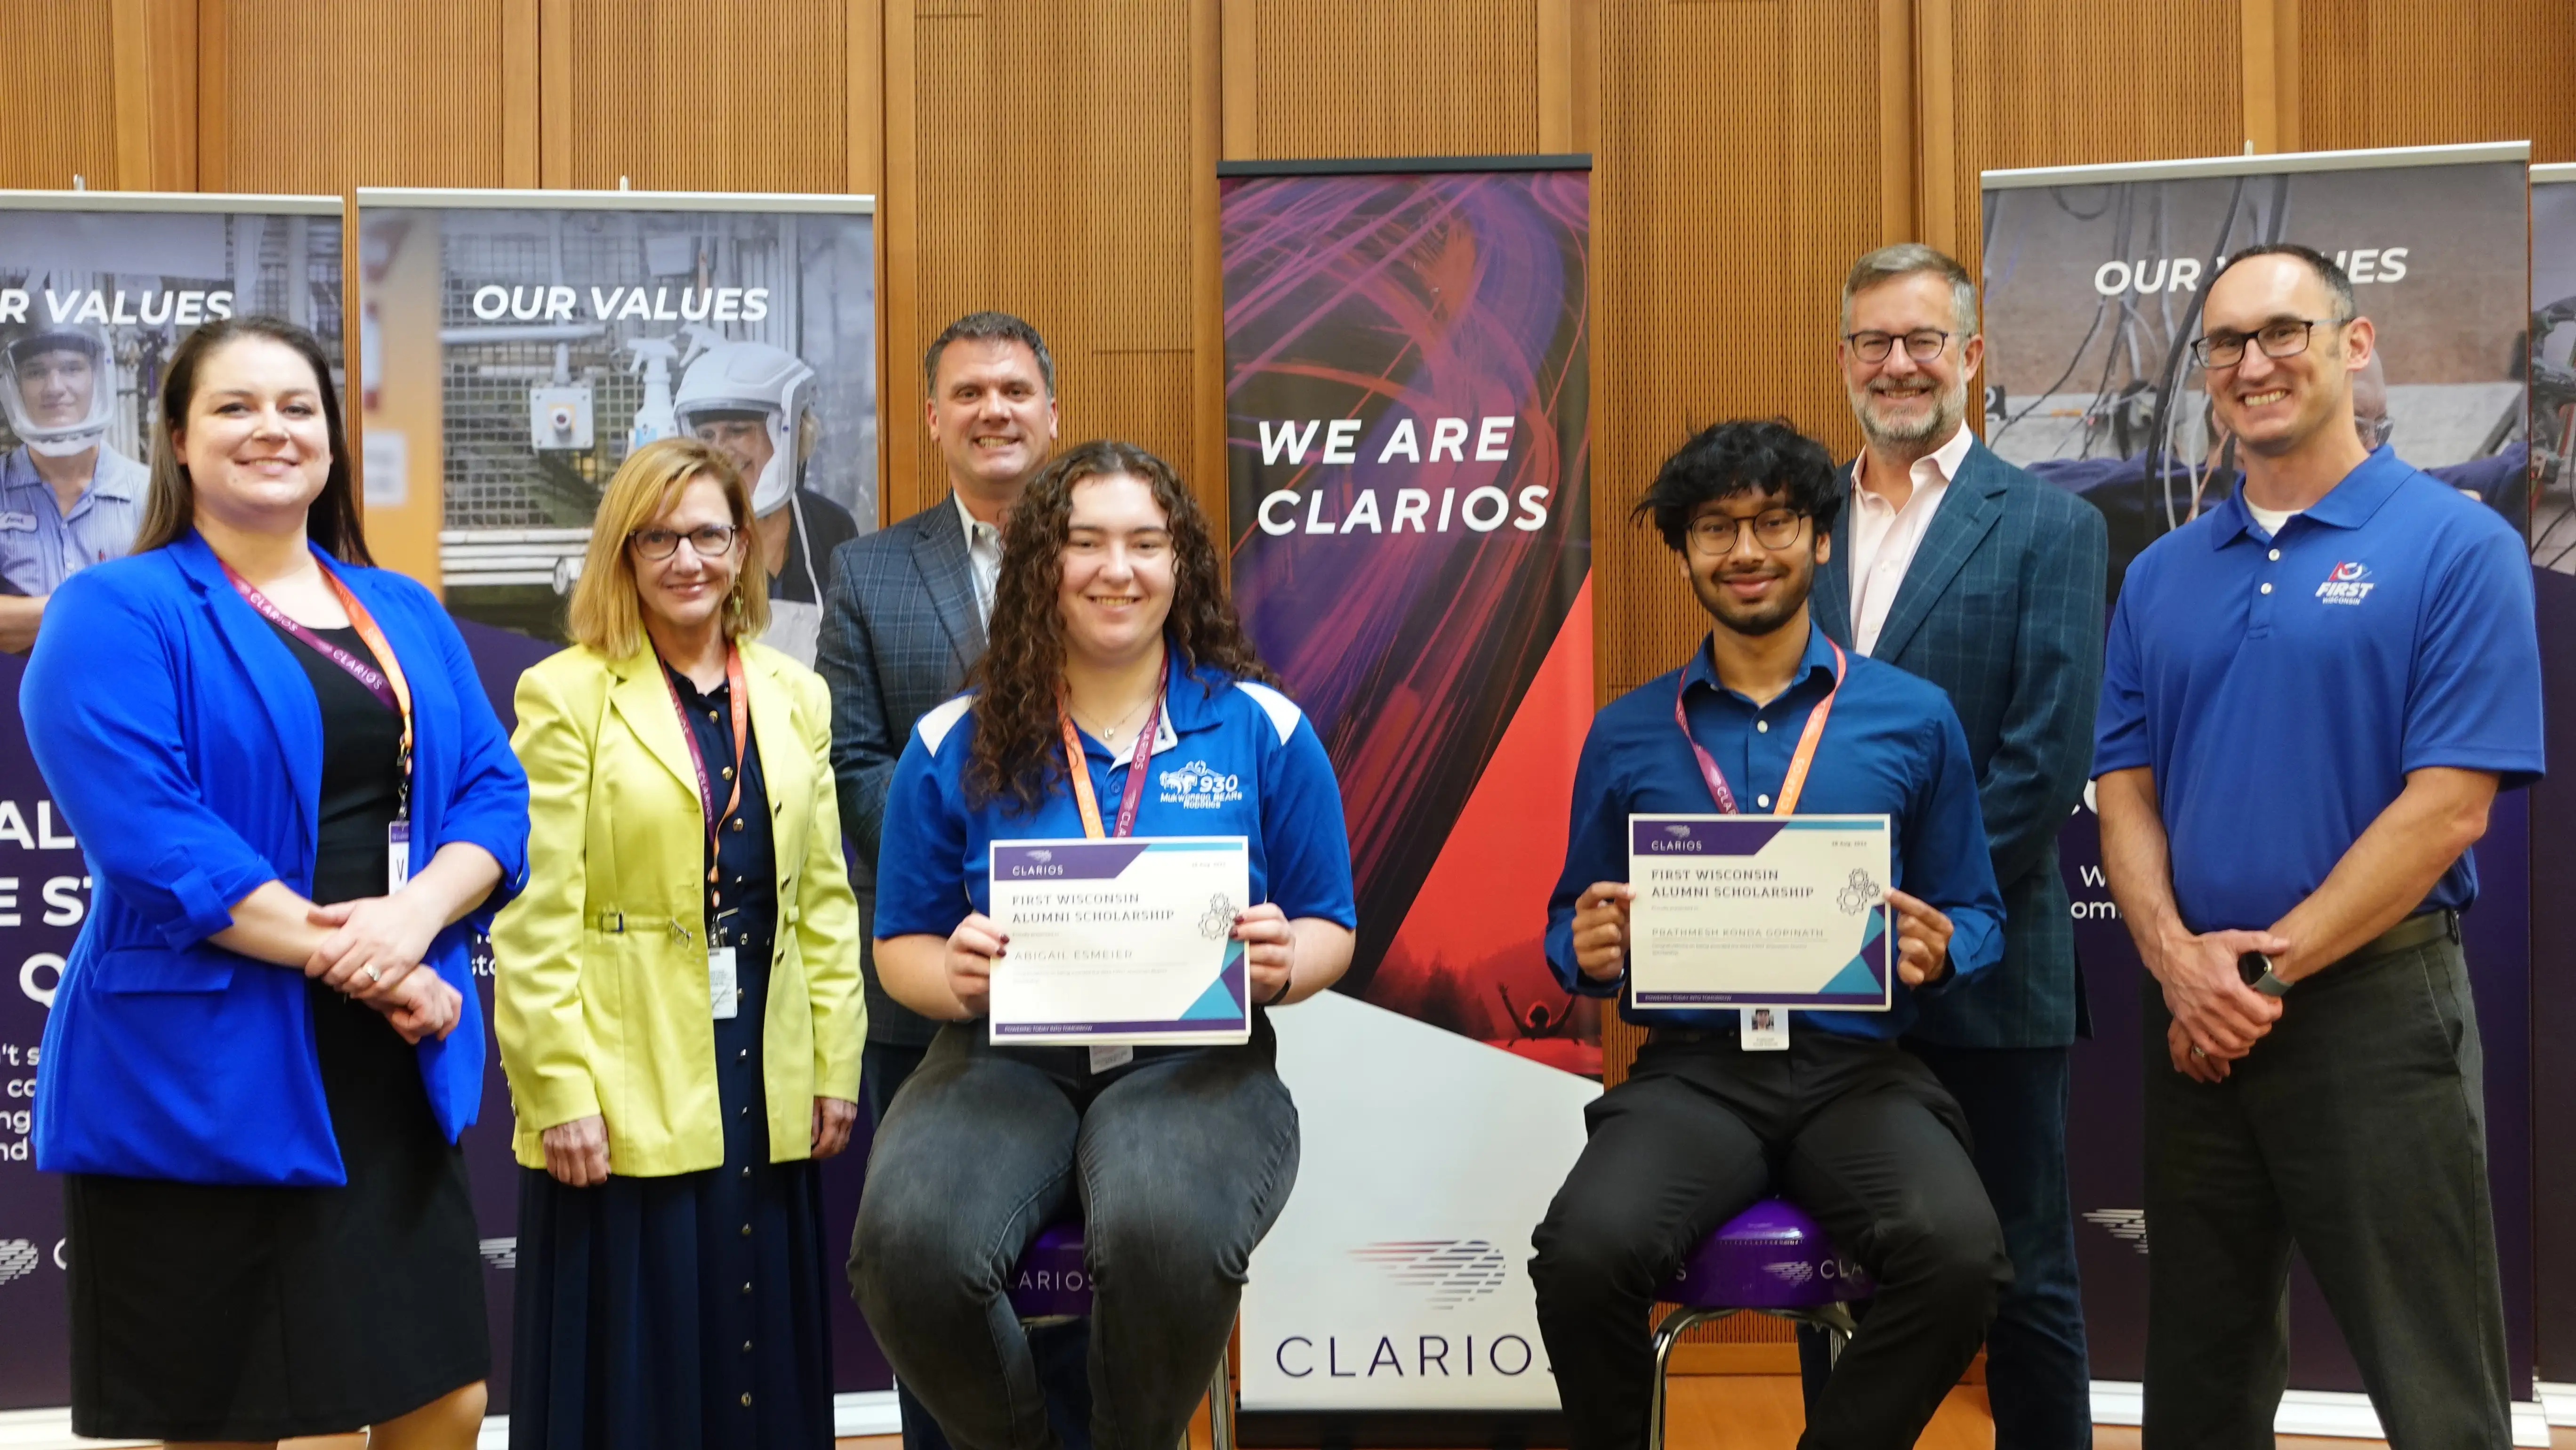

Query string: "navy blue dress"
[510, 661, 835, 1450]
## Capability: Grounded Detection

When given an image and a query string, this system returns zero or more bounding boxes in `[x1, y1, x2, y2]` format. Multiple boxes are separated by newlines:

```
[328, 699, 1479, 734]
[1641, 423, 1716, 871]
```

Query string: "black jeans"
[1530, 1028, 2008, 1450]
[862, 1041, 1092, 1450]
[850, 1024, 1298, 1450]
[1802, 1043, 2092, 1449]
[2141, 938, 2511, 1449]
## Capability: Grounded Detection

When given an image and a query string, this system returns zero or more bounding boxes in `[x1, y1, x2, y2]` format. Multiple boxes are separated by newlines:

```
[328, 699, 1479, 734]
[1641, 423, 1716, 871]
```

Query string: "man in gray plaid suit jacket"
[1804, 245, 2110, 1449]
[815, 311, 1074, 1450]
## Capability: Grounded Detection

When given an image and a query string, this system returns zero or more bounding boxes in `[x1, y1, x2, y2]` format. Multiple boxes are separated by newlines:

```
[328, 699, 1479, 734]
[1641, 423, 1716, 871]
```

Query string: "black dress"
[64, 620, 488, 1442]
[509, 661, 836, 1450]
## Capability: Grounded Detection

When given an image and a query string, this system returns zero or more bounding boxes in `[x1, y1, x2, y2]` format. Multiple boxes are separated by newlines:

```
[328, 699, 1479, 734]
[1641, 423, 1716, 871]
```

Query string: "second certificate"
[987, 837, 1254, 1046]
[1626, 814, 1892, 1011]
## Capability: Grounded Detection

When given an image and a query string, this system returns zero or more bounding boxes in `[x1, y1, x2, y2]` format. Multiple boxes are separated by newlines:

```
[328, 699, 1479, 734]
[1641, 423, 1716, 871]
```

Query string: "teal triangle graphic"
[1821, 953, 1882, 997]
[1181, 942, 1247, 1020]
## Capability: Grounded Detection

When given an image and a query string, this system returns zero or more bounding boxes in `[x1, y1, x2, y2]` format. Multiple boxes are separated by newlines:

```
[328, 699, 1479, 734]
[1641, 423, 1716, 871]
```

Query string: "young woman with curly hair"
[853, 439, 1355, 1450]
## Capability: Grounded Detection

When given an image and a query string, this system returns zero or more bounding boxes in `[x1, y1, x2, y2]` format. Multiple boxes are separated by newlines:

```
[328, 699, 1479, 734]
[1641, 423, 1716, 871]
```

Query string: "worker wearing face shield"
[0, 322, 149, 652]
[675, 341, 863, 667]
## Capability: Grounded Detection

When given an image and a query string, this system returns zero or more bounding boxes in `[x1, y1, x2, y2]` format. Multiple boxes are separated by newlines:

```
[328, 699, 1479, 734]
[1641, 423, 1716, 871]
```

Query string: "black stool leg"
[1647, 1308, 1736, 1450]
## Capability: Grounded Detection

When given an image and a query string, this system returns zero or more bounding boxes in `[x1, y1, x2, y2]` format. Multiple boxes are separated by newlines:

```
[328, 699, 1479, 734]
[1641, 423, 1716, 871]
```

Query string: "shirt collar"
[1850, 423, 1974, 501]
[952, 491, 1001, 546]
[2209, 444, 2409, 548]
[1681, 616, 1842, 705]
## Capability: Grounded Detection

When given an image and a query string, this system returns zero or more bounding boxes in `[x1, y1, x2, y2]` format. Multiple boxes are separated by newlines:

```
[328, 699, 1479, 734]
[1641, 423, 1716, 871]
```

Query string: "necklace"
[1075, 693, 1152, 745]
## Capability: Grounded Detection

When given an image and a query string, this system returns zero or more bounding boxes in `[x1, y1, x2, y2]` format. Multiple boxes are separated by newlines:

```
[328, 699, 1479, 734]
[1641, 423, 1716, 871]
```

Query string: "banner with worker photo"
[0, 191, 347, 1408]
[1220, 160, 1598, 1418]
[355, 190, 893, 1423]
[1980, 143, 2539, 1434]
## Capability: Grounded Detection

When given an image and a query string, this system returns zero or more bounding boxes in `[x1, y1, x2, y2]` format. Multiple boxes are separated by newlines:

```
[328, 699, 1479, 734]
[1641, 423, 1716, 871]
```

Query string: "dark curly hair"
[1631, 417, 1843, 551]
[965, 439, 1276, 814]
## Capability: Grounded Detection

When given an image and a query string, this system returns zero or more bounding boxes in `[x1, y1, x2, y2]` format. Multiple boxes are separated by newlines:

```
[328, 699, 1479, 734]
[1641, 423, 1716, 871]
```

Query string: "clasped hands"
[2159, 927, 2291, 1084]
[941, 901, 1300, 1017]
[1569, 882, 1957, 987]
[301, 889, 462, 1043]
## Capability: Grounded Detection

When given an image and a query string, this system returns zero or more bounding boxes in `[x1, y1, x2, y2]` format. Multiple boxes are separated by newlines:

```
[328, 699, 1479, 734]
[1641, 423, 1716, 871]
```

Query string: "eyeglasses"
[629, 524, 740, 560]
[1688, 509, 1809, 554]
[2190, 315, 2348, 369]
[1843, 330, 1951, 364]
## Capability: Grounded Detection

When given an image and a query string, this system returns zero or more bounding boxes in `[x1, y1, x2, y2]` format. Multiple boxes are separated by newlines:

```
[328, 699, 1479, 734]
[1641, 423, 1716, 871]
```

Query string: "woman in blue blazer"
[22, 317, 529, 1448]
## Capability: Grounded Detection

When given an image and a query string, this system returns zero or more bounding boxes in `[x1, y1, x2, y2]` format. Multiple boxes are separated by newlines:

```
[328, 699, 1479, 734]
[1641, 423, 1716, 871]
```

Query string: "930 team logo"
[2317, 560, 2375, 605]
[1159, 760, 1243, 808]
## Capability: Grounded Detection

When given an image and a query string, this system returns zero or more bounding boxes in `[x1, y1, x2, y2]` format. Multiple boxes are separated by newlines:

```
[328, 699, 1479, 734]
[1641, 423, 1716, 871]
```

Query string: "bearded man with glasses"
[1801, 244, 2109, 1450]
[2096, 243, 2540, 1447]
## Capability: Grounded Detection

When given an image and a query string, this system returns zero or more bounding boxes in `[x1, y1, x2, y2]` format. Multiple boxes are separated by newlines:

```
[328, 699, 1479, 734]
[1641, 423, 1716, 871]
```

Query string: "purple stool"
[1646, 1198, 1873, 1449]
[1006, 1218, 1235, 1450]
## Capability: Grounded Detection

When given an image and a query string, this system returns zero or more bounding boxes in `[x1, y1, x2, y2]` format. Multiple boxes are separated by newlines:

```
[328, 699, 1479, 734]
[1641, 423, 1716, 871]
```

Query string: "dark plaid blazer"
[1815, 438, 2109, 1048]
[816, 496, 987, 1047]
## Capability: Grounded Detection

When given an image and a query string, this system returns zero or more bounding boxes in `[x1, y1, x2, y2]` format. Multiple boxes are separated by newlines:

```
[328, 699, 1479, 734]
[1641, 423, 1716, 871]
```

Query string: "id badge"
[1739, 1007, 1788, 1051]
[387, 819, 411, 892]
[1088, 1044, 1134, 1074]
[709, 946, 739, 1020]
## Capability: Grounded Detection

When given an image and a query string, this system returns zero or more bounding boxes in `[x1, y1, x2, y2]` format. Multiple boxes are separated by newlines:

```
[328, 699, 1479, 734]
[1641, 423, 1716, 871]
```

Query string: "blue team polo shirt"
[2094, 446, 2544, 934]
[874, 661, 1358, 950]
[1545, 620, 2006, 1040]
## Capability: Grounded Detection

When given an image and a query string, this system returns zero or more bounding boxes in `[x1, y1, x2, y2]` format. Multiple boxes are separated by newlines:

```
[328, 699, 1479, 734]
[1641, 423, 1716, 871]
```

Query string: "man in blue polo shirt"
[2095, 243, 2542, 1449]
[1529, 419, 2009, 1450]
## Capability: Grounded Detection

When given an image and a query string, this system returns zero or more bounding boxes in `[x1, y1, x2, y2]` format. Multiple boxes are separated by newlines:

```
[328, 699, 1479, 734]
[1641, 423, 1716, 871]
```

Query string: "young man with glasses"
[2095, 243, 2541, 1447]
[1529, 418, 2012, 1450]
[1803, 243, 2108, 1449]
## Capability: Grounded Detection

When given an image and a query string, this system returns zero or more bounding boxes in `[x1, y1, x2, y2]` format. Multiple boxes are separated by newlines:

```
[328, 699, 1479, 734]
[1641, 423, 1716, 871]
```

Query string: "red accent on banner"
[1366, 577, 1598, 1073]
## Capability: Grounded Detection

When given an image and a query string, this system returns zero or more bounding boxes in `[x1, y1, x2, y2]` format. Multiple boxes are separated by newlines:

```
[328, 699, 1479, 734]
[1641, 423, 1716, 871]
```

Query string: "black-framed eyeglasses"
[1843, 330, 1951, 364]
[629, 524, 740, 560]
[2190, 315, 2349, 369]
[1688, 509, 1810, 554]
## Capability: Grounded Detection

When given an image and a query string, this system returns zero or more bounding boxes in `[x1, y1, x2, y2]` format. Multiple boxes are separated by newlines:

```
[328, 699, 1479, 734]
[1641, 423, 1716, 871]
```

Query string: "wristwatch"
[2237, 951, 2291, 998]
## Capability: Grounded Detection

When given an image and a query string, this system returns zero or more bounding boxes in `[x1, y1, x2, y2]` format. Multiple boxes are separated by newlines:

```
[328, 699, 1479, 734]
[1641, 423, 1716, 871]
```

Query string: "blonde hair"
[567, 437, 770, 656]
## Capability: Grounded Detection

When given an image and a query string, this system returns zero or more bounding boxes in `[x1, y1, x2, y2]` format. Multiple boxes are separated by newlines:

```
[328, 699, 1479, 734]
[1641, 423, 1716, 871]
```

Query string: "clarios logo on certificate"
[1626, 814, 1892, 1010]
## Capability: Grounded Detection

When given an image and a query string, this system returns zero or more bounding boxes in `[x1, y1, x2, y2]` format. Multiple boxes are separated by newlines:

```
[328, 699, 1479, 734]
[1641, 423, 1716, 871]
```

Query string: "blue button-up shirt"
[2095, 446, 2543, 933]
[1546, 620, 2005, 1039]
[0, 443, 149, 597]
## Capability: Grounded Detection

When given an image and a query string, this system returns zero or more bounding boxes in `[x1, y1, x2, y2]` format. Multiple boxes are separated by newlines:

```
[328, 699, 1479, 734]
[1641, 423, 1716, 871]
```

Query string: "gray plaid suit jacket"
[1815, 438, 2109, 1048]
[816, 495, 987, 1047]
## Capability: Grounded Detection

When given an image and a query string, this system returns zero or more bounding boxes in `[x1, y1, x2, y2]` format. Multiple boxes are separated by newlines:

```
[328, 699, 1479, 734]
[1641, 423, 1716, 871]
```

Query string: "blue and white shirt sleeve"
[1240, 681, 1358, 929]
[871, 696, 976, 940]
[1545, 713, 1627, 999]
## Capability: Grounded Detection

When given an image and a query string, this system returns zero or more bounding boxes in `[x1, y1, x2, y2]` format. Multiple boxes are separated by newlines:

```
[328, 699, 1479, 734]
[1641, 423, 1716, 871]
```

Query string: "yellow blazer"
[493, 637, 865, 1176]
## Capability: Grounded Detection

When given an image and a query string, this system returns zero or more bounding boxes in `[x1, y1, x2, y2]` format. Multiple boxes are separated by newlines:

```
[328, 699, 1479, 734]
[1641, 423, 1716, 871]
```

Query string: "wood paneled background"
[5, 0, 2570, 1366]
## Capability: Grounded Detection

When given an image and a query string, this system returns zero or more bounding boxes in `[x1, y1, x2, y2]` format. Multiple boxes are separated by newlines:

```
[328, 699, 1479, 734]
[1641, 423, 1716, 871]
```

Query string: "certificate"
[987, 837, 1253, 1045]
[1626, 814, 1892, 1010]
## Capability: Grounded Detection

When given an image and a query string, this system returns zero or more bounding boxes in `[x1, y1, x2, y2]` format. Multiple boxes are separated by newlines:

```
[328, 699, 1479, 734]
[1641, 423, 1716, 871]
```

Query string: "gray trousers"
[849, 1023, 1299, 1450]
[2141, 936, 2512, 1449]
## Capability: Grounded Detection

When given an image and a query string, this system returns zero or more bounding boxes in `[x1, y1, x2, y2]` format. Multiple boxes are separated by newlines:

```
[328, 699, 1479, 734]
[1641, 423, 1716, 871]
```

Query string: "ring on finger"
[360, 965, 381, 984]
[2189, 1044, 2207, 1059]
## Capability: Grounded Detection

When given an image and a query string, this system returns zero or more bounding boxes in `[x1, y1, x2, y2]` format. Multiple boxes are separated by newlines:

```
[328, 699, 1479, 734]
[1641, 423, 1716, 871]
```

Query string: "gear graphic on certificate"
[1836, 869, 1884, 917]
[1199, 893, 1238, 941]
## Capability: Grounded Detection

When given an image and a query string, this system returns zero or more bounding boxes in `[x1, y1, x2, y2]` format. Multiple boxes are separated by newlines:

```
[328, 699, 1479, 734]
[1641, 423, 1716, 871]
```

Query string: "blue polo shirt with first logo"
[2093, 445, 2544, 934]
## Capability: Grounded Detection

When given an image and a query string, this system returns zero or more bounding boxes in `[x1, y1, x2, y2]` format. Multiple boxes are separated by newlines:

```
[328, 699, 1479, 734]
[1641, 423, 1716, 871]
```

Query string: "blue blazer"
[1815, 439, 2109, 1048]
[24, 532, 530, 1185]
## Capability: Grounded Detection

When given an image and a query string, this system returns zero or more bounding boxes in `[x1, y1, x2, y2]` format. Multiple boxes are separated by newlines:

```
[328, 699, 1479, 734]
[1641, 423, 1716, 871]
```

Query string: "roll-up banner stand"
[1221, 155, 1597, 1443]
[0, 190, 348, 1423]
[1981, 141, 2547, 1444]
[351, 187, 889, 1434]
[2528, 160, 2576, 1428]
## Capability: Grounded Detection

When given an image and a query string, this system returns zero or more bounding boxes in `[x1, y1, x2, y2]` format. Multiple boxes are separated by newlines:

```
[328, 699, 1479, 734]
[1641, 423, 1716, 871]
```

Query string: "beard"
[1849, 371, 1967, 448]
[1690, 562, 1811, 637]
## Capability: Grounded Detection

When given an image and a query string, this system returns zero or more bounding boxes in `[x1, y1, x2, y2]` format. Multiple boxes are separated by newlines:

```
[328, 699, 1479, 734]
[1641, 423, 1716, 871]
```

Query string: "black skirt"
[63, 620, 490, 1441]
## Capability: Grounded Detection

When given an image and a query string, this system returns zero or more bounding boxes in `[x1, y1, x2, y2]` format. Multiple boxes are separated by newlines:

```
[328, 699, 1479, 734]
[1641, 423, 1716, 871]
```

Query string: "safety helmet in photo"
[0, 322, 115, 458]
[671, 341, 816, 516]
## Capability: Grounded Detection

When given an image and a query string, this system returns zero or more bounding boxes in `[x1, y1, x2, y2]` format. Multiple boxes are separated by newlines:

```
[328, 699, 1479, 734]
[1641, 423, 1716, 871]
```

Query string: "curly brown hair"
[966, 439, 1275, 814]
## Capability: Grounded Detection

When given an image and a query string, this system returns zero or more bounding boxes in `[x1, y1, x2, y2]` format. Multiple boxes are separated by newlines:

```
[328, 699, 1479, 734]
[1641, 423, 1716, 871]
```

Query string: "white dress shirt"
[953, 491, 1003, 622]
[1846, 425, 1976, 657]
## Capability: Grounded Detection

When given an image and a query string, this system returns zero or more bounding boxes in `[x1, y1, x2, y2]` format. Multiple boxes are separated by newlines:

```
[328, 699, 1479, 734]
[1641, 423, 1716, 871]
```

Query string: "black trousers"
[1530, 1028, 2008, 1450]
[2141, 938, 2511, 1449]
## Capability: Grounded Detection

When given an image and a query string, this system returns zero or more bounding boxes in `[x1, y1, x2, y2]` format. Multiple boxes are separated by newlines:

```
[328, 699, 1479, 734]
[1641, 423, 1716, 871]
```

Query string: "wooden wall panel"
[2297, 0, 2576, 163]
[885, 0, 1209, 526]
[1231, 0, 1540, 160]
[0, 4, 121, 190]
[556, 0, 849, 190]
[208, 0, 513, 192]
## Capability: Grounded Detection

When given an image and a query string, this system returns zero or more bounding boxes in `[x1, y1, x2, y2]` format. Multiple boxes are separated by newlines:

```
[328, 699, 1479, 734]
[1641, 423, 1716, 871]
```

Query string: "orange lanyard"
[225, 559, 415, 817]
[660, 646, 749, 883]
[1058, 653, 1168, 840]
[1674, 638, 1845, 815]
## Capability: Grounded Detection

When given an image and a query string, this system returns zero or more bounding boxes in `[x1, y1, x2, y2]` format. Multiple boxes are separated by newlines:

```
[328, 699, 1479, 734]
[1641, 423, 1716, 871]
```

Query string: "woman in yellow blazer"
[493, 436, 863, 1450]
